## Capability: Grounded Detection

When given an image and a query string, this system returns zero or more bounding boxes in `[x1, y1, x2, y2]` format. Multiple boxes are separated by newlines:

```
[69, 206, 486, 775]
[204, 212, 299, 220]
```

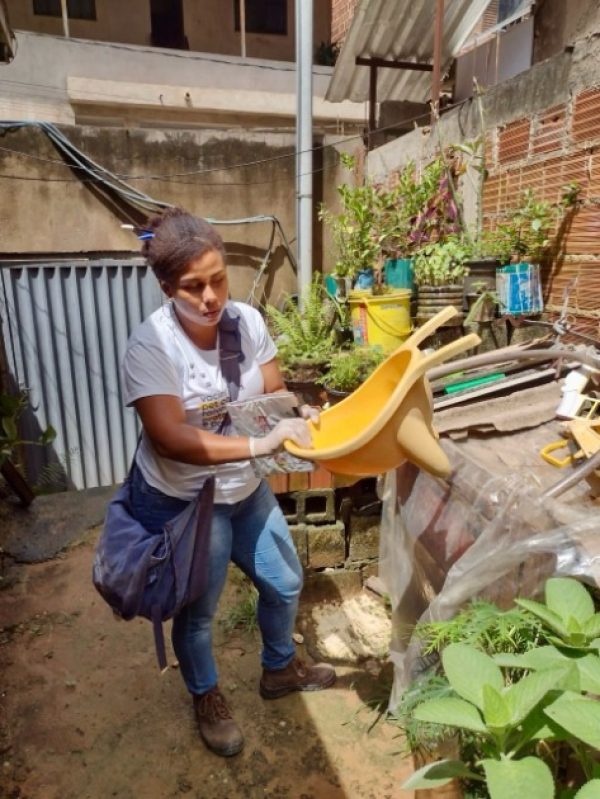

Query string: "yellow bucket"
[348, 289, 411, 352]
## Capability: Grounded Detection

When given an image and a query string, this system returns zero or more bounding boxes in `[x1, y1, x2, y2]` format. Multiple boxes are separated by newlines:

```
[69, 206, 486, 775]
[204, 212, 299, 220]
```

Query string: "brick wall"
[331, 0, 359, 45]
[482, 85, 600, 340]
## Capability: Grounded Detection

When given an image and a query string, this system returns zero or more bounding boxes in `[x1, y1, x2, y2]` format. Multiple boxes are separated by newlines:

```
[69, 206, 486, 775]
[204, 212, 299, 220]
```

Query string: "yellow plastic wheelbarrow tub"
[285, 306, 480, 479]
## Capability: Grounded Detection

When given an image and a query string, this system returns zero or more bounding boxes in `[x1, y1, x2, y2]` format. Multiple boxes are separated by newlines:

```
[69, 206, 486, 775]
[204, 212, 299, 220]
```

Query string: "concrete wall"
[0, 124, 346, 303]
[0, 31, 366, 130]
[4, 0, 332, 62]
[367, 32, 600, 342]
[533, 0, 600, 64]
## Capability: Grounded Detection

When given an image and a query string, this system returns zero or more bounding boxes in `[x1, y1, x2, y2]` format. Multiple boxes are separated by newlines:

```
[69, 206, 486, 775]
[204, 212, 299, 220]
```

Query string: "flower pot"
[332, 274, 353, 300]
[411, 742, 464, 799]
[323, 384, 351, 405]
[384, 258, 414, 291]
[463, 258, 500, 309]
[354, 267, 375, 290]
[416, 285, 464, 327]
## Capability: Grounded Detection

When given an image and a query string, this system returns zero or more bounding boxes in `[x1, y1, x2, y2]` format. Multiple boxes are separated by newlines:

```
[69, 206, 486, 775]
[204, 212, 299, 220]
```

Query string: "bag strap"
[217, 307, 244, 402]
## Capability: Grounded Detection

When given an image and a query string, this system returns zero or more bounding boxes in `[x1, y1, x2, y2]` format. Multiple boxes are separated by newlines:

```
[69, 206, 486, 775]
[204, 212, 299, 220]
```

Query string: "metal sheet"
[327, 0, 494, 104]
[0, 257, 163, 490]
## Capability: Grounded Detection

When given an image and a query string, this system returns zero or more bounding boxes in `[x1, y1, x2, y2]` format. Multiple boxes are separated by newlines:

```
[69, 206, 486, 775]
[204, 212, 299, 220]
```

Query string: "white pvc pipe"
[60, 0, 70, 37]
[240, 0, 246, 58]
[295, 0, 313, 307]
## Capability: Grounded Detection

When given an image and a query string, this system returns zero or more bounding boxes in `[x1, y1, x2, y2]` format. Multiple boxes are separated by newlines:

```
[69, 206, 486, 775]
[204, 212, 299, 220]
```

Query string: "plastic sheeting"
[379, 438, 600, 711]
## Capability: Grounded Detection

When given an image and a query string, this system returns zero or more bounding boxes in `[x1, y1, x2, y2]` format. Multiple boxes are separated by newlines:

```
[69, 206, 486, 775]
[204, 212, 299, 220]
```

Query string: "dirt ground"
[0, 526, 415, 799]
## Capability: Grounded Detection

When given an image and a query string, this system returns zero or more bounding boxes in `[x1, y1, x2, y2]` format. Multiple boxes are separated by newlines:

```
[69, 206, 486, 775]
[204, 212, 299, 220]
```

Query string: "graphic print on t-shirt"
[197, 390, 229, 431]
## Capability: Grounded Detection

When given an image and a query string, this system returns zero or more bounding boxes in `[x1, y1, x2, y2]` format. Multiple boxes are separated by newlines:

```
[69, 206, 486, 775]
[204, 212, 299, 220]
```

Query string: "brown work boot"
[260, 656, 336, 699]
[193, 686, 244, 757]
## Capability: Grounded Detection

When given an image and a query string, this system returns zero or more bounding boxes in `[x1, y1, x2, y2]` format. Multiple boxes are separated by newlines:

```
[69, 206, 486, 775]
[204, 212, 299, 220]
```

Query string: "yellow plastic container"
[285, 307, 480, 479]
[349, 289, 411, 352]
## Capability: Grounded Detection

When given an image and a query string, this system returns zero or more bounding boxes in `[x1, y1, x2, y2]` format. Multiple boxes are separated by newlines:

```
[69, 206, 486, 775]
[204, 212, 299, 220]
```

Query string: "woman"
[122, 208, 335, 758]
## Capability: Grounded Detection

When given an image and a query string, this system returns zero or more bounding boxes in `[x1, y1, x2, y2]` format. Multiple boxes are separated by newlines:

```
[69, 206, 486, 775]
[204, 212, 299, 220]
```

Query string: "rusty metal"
[431, 0, 444, 126]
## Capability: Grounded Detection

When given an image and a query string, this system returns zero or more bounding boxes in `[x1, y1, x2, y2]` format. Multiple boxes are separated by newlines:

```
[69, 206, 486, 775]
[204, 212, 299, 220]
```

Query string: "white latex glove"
[298, 404, 320, 424]
[250, 418, 312, 457]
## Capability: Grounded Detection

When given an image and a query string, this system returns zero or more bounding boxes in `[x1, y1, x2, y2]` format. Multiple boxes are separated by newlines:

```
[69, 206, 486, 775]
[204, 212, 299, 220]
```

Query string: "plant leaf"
[516, 598, 570, 639]
[506, 666, 573, 725]
[575, 780, 600, 798]
[413, 697, 487, 733]
[2, 416, 17, 441]
[401, 759, 479, 790]
[584, 614, 600, 639]
[545, 577, 594, 626]
[40, 425, 56, 445]
[481, 756, 555, 799]
[483, 684, 512, 728]
[544, 694, 600, 748]
[494, 645, 566, 671]
[442, 643, 504, 709]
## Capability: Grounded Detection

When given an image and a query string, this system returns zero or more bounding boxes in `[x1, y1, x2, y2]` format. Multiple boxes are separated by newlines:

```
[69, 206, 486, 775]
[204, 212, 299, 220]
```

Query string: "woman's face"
[163, 249, 229, 327]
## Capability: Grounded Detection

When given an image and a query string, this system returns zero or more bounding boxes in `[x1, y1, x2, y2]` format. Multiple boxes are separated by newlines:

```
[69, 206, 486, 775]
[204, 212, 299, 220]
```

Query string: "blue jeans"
[129, 465, 303, 695]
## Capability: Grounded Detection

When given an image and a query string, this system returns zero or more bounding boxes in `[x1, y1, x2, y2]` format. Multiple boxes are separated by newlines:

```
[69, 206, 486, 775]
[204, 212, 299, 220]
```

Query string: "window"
[234, 0, 287, 36]
[498, 0, 527, 23]
[33, 0, 96, 21]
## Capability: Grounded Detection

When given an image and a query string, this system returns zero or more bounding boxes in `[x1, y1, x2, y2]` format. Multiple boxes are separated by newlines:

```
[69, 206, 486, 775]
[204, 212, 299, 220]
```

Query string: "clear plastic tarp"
[379, 438, 600, 711]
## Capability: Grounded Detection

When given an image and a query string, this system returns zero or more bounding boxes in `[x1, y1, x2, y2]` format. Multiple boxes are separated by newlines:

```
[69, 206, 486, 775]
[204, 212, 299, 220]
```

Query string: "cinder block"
[347, 514, 380, 562]
[306, 521, 345, 569]
[289, 523, 308, 567]
[279, 488, 336, 524]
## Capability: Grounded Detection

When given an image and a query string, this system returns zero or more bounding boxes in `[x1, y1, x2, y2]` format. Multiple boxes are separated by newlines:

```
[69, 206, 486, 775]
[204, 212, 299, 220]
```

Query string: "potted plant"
[265, 275, 340, 405]
[317, 346, 386, 404]
[413, 236, 471, 326]
[320, 154, 380, 297]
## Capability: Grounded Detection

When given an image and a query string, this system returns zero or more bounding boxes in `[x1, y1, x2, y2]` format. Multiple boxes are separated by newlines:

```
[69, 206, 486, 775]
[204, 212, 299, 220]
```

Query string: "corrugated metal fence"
[0, 256, 163, 489]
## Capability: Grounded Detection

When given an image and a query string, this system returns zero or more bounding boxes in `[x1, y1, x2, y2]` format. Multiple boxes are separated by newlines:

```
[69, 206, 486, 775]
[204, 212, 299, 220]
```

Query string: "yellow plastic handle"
[540, 439, 574, 468]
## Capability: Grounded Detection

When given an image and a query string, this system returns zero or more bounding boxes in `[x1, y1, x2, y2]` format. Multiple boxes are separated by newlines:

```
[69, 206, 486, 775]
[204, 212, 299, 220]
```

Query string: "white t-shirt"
[122, 300, 277, 503]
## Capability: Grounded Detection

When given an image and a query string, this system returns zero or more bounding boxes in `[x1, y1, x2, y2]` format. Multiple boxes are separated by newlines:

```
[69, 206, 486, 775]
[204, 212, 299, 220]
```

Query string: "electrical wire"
[0, 94, 466, 182]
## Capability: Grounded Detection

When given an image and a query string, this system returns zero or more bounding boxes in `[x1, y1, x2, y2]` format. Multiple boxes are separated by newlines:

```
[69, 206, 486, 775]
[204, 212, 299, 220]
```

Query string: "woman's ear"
[160, 281, 173, 298]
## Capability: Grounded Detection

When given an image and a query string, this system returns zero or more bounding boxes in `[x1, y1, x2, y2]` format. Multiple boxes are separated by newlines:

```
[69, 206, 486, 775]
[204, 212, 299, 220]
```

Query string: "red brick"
[532, 104, 566, 155]
[572, 87, 600, 144]
[498, 118, 530, 164]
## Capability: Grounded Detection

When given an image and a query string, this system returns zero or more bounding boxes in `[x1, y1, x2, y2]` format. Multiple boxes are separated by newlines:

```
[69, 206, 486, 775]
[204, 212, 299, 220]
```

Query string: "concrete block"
[300, 568, 363, 603]
[306, 521, 345, 569]
[279, 488, 336, 524]
[347, 514, 381, 562]
[289, 523, 308, 567]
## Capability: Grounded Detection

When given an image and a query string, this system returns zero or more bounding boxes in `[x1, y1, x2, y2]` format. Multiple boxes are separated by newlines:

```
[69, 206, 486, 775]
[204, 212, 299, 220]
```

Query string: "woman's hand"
[250, 418, 312, 457]
[298, 404, 320, 424]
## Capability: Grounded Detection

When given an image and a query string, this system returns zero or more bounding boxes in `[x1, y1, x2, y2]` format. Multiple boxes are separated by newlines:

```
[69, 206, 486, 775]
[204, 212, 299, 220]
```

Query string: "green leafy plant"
[265, 275, 339, 377]
[415, 600, 546, 663]
[319, 156, 381, 278]
[318, 346, 386, 394]
[0, 390, 56, 469]
[401, 578, 600, 799]
[412, 236, 472, 287]
[485, 189, 555, 264]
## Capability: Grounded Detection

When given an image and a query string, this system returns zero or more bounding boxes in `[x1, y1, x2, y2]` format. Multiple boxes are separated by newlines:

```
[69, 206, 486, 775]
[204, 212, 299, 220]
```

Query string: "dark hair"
[142, 207, 226, 285]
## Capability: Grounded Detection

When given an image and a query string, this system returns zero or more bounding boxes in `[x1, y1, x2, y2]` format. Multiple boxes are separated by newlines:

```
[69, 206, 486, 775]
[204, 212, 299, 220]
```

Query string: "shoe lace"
[197, 688, 233, 722]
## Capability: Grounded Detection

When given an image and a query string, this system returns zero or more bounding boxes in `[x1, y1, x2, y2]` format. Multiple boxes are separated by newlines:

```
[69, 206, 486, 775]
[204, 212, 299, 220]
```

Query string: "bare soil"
[0, 529, 414, 799]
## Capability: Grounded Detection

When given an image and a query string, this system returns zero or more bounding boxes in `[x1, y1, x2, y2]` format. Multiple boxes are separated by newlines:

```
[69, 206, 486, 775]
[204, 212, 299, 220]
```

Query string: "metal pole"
[60, 0, 70, 38]
[295, 0, 313, 307]
[240, 0, 246, 58]
[431, 0, 444, 126]
[368, 64, 377, 151]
